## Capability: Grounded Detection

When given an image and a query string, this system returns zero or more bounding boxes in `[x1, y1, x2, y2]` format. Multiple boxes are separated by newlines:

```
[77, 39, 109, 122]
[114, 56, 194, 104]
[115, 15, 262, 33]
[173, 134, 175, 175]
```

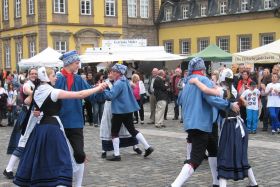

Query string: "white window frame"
[3, 0, 9, 20]
[15, 0, 21, 18]
[28, 0, 35, 15]
[239, 36, 251, 52]
[140, 0, 149, 18]
[182, 5, 189, 19]
[105, 0, 116, 16]
[220, 1, 227, 15]
[199, 39, 209, 51]
[261, 34, 274, 45]
[218, 37, 229, 52]
[165, 7, 172, 21]
[5, 45, 11, 68]
[29, 41, 36, 57]
[128, 0, 137, 18]
[181, 40, 190, 55]
[264, 0, 272, 9]
[16, 42, 23, 63]
[241, 0, 249, 12]
[54, 0, 65, 14]
[55, 41, 67, 53]
[80, 0, 91, 15]
[164, 41, 173, 53]
[200, 4, 206, 17]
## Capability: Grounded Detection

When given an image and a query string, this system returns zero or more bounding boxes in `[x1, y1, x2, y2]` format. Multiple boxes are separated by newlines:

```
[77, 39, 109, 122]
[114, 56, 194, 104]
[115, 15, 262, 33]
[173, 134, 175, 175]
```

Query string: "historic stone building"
[0, 0, 161, 70]
[158, 0, 280, 55]
[1, 0, 280, 71]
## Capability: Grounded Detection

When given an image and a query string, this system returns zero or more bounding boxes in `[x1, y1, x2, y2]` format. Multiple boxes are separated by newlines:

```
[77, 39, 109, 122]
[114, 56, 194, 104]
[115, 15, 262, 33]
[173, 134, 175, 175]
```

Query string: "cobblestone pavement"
[0, 103, 280, 187]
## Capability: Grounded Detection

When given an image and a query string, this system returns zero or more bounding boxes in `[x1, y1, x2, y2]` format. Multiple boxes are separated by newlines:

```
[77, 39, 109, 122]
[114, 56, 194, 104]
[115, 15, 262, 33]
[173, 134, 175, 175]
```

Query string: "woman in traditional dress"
[13, 67, 106, 187]
[4, 68, 38, 179]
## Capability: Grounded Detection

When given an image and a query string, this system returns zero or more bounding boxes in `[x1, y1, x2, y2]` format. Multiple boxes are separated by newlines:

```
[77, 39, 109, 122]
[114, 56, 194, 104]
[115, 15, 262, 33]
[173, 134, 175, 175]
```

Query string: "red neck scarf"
[192, 70, 205, 76]
[61, 69, 74, 91]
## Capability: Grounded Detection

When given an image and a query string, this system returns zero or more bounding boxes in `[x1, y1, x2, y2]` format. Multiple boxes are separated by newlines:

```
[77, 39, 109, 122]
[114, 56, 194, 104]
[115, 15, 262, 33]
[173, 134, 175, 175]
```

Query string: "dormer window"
[165, 7, 172, 21]
[241, 0, 249, 12]
[200, 4, 207, 17]
[182, 5, 189, 19]
[264, 0, 272, 9]
[220, 1, 227, 15]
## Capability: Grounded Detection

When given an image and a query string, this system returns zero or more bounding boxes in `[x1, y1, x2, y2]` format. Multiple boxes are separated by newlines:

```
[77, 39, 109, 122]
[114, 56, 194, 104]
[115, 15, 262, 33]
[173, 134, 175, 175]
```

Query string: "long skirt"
[13, 123, 72, 187]
[7, 106, 27, 154]
[217, 117, 251, 181]
[100, 101, 138, 151]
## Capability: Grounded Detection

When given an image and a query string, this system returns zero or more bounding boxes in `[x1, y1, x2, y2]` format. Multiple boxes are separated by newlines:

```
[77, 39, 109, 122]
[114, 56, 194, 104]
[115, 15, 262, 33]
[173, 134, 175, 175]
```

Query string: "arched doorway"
[74, 28, 102, 54]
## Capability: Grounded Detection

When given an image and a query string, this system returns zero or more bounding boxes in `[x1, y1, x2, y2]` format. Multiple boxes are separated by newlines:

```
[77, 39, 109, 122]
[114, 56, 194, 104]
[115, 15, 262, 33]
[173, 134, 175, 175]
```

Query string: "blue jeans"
[268, 107, 280, 131]
[246, 109, 258, 132]
[93, 102, 104, 125]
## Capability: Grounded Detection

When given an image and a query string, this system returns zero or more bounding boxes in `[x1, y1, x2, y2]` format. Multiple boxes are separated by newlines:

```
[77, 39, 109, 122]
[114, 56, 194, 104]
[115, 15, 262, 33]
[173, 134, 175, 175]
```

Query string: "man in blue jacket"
[171, 57, 240, 187]
[104, 64, 154, 161]
[56, 50, 101, 187]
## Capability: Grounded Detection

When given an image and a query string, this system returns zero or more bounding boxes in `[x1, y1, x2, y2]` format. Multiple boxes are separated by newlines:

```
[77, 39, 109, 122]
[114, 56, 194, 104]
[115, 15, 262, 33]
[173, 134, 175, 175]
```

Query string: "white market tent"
[233, 39, 280, 64]
[18, 47, 63, 67]
[80, 46, 186, 63]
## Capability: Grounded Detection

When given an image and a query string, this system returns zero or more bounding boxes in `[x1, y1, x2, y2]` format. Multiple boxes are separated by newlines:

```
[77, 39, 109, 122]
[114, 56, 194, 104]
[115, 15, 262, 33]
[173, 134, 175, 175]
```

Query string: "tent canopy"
[80, 46, 186, 63]
[233, 39, 280, 64]
[186, 44, 232, 61]
[18, 47, 63, 67]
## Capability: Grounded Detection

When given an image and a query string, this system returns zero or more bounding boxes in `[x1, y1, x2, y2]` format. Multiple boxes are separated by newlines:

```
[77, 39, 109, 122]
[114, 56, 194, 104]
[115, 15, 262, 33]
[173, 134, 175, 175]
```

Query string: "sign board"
[233, 54, 280, 64]
[102, 39, 147, 48]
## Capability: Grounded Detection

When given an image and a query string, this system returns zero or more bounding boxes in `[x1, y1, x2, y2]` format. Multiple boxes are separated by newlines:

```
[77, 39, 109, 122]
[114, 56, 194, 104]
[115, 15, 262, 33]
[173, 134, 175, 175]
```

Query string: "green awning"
[186, 44, 232, 62]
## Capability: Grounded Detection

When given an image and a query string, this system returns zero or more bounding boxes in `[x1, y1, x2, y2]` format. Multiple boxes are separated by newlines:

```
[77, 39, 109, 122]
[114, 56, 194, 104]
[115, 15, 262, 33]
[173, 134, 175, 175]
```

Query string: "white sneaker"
[272, 130, 276, 135]
[140, 121, 144, 125]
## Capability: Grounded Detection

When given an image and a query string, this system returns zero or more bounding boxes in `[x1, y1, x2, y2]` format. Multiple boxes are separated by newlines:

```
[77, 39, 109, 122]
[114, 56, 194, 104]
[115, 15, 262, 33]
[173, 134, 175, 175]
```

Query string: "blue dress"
[6, 106, 27, 154]
[14, 94, 72, 187]
[217, 93, 250, 181]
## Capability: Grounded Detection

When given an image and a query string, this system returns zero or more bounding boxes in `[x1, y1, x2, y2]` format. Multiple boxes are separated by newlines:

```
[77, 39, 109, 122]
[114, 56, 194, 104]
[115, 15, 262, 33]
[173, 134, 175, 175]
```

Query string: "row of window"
[3, 39, 66, 69]
[3, 0, 34, 20]
[4, 40, 35, 68]
[2, 0, 150, 21]
[164, 33, 275, 54]
[164, 0, 274, 21]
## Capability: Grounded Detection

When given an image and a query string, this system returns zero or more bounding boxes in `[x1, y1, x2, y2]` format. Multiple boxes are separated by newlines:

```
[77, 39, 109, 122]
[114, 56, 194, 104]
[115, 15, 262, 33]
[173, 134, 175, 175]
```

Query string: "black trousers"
[65, 128, 86, 164]
[133, 100, 144, 122]
[111, 113, 139, 138]
[174, 95, 179, 119]
[186, 125, 218, 169]
[84, 100, 93, 123]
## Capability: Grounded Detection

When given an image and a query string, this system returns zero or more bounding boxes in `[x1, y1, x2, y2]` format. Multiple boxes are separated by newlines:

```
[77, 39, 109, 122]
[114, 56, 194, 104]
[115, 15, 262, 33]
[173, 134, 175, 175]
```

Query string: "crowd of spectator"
[1, 63, 280, 134]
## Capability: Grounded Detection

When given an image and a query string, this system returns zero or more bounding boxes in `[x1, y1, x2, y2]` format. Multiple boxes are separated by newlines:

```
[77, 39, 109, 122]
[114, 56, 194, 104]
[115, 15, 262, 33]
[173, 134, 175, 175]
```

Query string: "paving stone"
[0, 102, 279, 186]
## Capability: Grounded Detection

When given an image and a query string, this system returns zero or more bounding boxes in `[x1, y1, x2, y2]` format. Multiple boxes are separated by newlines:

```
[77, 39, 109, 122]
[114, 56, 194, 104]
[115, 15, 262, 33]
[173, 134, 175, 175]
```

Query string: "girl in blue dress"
[14, 67, 107, 187]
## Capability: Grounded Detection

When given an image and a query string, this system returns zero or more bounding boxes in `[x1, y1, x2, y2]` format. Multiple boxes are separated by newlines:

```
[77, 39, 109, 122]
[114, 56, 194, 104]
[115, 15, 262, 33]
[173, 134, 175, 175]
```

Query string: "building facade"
[158, 0, 280, 56]
[0, 0, 161, 70]
[2, 0, 280, 71]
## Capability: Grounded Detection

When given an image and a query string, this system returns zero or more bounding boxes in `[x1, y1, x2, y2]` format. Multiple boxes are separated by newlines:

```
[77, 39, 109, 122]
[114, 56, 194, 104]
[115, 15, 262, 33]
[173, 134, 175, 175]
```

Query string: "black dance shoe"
[101, 152, 106, 159]
[133, 148, 142, 155]
[3, 169, 14, 179]
[106, 155, 121, 161]
[144, 147, 154, 157]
